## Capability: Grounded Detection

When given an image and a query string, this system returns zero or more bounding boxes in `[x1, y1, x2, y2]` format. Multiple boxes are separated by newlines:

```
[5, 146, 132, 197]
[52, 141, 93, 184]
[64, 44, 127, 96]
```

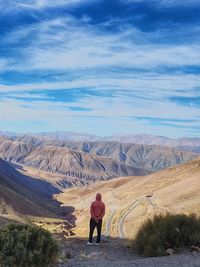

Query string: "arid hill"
[0, 137, 198, 187]
[0, 158, 78, 236]
[19, 136, 199, 170]
[0, 140, 34, 162]
[0, 158, 62, 219]
[2, 131, 200, 153]
[56, 157, 200, 238]
[21, 146, 147, 184]
[60, 141, 197, 172]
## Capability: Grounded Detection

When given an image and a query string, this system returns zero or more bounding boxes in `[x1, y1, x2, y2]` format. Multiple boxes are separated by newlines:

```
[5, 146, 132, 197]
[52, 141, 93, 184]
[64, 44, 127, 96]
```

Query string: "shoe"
[86, 242, 93, 246]
[96, 243, 100, 246]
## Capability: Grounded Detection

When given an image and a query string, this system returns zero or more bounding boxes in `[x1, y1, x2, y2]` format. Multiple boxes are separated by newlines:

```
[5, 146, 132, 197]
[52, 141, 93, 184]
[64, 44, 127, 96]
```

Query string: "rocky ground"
[57, 237, 200, 267]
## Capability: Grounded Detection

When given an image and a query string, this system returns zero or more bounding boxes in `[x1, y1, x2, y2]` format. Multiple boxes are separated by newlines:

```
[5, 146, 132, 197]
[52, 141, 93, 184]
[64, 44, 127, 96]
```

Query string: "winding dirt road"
[146, 196, 168, 212]
[118, 198, 143, 239]
[117, 196, 168, 239]
[104, 207, 116, 237]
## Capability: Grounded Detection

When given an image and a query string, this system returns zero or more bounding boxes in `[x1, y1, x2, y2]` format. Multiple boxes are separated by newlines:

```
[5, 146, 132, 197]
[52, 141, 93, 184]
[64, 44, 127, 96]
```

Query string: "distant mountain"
[28, 132, 200, 148]
[0, 140, 34, 162]
[176, 146, 200, 154]
[0, 131, 19, 139]
[0, 137, 197, 185]
[1, 131, 200, 154]
[104, 134, 200, 147]
[0, 142, 148, 185]
[0, 131, 100, 142]
[105, 135, 200, 154]
[36, 131, 100, 142]
[57, 141, 198, 172]
[0, 133, 198, 189]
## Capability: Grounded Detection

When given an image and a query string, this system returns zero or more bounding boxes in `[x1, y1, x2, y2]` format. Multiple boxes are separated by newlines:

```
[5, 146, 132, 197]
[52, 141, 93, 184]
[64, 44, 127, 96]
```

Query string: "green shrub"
[0, 223, 59, 267]
[133, 213, 200, 257]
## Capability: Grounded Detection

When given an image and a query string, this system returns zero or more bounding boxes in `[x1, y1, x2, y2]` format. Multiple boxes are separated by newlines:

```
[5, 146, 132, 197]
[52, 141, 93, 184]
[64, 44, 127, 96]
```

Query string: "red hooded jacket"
[90, 193, 105, 220]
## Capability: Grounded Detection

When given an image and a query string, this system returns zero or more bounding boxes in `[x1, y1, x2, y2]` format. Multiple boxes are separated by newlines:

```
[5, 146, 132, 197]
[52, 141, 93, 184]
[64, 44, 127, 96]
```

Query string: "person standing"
[87, 193, 105, 245]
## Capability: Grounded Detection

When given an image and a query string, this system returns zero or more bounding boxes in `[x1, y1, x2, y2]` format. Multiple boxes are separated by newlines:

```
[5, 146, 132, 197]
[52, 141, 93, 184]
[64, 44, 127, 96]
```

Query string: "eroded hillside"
[0, 136, 198, 187]
[56, 157, 200, 238]
[0, 159, 75, 236]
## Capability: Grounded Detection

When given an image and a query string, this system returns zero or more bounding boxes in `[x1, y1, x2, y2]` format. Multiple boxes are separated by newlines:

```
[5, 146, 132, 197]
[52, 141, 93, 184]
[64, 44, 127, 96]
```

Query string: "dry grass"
[56, 157, 200, 238]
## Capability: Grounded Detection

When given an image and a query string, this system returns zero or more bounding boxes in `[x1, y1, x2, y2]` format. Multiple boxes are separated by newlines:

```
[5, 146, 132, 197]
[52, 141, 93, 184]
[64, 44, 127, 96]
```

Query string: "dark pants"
[89, 218, 102, 243]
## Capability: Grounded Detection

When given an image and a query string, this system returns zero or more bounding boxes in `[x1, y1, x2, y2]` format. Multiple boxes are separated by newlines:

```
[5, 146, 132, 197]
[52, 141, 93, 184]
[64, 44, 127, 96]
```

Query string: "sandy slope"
[56, 157, 200, 238]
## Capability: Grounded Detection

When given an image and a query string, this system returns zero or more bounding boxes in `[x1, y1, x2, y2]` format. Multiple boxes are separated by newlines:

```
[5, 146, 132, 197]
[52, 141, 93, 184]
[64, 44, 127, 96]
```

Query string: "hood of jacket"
[96, 193, 102, 201]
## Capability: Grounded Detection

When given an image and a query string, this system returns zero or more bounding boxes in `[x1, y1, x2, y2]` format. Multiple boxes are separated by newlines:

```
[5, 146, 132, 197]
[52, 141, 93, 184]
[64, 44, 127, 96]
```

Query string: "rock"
[80, 252, 89, 259]
[191, 245, 200, 253]
[87, 252, 106, 259]
[166, 248, 174, 255]
[174, 227, 180, 232]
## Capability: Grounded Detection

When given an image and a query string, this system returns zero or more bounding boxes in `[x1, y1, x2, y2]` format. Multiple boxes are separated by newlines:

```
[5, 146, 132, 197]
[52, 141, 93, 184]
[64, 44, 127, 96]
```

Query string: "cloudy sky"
[0, 0, 200, 137]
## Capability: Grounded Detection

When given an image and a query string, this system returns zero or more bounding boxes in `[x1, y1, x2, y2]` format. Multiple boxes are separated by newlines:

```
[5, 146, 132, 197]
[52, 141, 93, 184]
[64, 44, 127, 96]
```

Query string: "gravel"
[57, 238, 200, 267]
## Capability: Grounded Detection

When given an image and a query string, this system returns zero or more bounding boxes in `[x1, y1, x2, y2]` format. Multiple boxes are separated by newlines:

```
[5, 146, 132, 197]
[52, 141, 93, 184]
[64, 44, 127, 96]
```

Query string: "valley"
[56, 157, 200, 239]
[1, 0, 200, 265]
[0, 135, 198, 187]
[0, 133, 200, 267]
[0, 133, 200, 243]
[0, 158, 76, 237]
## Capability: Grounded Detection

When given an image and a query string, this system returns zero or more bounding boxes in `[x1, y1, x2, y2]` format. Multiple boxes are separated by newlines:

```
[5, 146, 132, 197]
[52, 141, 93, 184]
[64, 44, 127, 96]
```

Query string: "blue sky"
[0, 0, 200, 137]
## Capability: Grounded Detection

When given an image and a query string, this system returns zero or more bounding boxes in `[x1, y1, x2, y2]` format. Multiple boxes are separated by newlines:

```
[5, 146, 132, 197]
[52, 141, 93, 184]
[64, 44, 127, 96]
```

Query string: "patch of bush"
[0, 223, 59, 267]
[133, 213, 200, 257]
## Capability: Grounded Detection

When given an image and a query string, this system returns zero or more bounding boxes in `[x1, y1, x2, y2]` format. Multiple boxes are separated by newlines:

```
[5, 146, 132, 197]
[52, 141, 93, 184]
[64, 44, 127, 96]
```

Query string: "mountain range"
[0, 131, 200, 240]
[0, 135, 197, 187]
[1, 131, 200, 153]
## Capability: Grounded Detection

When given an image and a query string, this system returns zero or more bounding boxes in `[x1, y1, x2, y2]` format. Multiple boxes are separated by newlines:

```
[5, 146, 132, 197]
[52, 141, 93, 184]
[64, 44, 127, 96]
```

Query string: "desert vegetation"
[0, 223, 59, 267]
[133, 213, 200, 257]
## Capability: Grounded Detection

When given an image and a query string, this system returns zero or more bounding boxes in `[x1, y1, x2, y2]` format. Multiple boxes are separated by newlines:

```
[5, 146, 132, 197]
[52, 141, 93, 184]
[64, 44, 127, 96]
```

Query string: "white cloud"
[21, 0, 82, 8]
[0, 0, 100, 11]
[157, 0, 200, 7]
[0, 59, 9, 70]
[0, 73, 200, 98]
[2, 15, 200, 74]
[1, 92, 199, 137]
[0, 5, 200, 136]
[123, 0, 200, 7]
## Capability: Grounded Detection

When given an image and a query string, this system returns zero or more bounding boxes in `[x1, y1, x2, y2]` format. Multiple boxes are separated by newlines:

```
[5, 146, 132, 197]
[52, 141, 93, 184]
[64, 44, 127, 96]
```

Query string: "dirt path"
[118, 198, 143, 238]
[118, 195, 168, 239]
[146, 196, 168, 212]
[58, 237, 140, 267]
[104, 207, 116, 237]
[58, 195, 200, 267]
[58, 237, 200, 267]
